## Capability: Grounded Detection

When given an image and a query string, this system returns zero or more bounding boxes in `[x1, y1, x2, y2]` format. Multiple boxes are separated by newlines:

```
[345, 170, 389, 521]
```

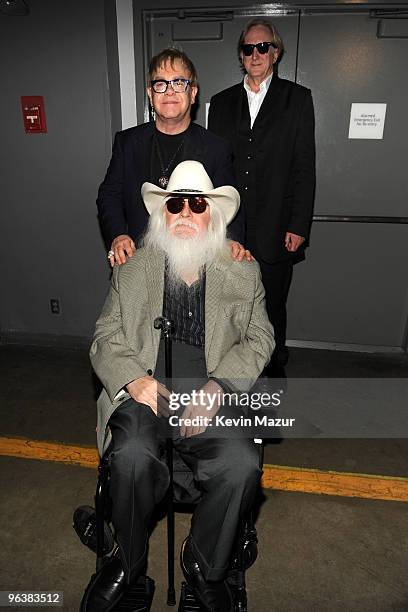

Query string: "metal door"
[142, 7, 408, 351]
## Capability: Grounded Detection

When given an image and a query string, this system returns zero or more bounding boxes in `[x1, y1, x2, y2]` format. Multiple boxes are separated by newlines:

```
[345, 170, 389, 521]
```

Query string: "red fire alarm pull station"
[21, 96, 47, 134]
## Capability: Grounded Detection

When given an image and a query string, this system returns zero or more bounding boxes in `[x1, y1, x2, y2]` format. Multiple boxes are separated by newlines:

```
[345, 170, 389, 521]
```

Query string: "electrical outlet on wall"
[50, 298, 61, 315]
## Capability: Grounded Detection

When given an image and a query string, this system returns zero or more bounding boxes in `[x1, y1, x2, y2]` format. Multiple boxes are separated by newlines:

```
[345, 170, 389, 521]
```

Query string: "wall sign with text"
[348, 103, 387, 140]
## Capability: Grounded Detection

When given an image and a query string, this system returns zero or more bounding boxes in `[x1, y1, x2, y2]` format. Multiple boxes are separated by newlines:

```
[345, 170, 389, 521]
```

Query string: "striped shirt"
[163, 263, 205, 348]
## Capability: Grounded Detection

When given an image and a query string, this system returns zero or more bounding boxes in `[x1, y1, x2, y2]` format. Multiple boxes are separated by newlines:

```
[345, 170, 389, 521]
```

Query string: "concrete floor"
[0, 344, 407, 611]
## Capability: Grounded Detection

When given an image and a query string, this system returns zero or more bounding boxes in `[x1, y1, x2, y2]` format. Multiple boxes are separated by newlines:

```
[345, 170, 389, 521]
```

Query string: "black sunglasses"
[240, 42, 277, 56]
[165, 196, 208, 215]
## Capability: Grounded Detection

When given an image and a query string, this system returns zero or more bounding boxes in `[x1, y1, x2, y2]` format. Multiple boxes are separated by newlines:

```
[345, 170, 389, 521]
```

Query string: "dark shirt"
[150, 126, 190, 187]
[159, 263, 232, 395]
[163, 262, 205, 348]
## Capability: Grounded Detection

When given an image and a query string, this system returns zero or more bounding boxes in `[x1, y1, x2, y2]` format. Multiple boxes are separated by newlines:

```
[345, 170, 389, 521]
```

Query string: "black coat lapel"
[133, 122, 155, 182]
[251, 75, 283, 131]
[183, 123, 205, 162]
[227, 84, 252, 148]
[235, 85, 247, 132]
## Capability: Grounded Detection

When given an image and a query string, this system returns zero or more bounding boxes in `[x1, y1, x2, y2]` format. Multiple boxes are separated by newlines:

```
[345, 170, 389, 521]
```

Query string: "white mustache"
[169, 219, 199, 232]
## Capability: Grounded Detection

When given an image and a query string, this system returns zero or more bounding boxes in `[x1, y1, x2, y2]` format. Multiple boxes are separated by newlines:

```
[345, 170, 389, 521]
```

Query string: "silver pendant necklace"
[155, 133, 186, 188]
[159, 175, 170, 189]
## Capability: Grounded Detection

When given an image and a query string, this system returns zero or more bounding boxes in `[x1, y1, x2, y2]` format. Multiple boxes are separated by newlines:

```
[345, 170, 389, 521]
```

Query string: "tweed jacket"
[90, 246, 274, 455]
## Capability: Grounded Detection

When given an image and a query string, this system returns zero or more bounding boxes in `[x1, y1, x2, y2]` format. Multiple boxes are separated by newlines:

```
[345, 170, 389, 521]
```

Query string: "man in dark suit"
[97, 47, 247, 267]
[208, 18, 316, 367]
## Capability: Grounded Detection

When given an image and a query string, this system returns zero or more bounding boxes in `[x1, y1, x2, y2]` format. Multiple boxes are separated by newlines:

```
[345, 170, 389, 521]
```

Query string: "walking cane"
[154, 316, 176, 606]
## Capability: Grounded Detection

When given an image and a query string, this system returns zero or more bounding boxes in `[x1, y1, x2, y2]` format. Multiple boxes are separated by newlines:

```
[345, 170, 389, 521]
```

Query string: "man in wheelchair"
[83, 161, 274, 611]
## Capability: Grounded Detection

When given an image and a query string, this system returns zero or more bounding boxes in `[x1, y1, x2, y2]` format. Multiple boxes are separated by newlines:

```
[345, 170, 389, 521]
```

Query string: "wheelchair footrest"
[178, 582, 203, 611]
[111, 575, 155, 612]
[178, 580, 248, 612]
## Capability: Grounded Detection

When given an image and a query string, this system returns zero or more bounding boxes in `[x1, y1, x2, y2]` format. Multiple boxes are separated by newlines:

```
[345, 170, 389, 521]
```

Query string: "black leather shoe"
[181, 537, 233, 612]
[80, 553, 127, 612]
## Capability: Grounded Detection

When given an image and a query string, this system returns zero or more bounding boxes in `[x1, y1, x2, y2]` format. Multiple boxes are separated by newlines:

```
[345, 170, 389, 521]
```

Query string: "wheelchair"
[74, 317, 263, 611]
[74, 436, 263, 612]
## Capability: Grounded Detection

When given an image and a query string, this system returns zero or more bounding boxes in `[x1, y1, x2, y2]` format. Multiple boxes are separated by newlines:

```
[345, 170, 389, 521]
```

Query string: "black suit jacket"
[97, 121, 243, 246]
[208, 76, 315, 264]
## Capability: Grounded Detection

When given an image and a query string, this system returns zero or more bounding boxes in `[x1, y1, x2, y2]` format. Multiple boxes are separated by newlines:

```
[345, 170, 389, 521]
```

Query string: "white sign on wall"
[348, 103, 387, 139]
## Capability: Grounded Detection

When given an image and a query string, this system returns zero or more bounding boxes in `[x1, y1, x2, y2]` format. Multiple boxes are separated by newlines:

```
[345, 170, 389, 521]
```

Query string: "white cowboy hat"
[141, 160, 240, 225]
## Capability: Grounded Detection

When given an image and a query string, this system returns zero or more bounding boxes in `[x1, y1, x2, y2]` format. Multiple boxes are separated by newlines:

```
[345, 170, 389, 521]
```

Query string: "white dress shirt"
[243, 73, 273, 129]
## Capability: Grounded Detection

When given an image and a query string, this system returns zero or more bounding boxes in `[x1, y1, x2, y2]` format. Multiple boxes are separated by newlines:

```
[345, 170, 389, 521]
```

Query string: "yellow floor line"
[0, 436, 98, 469]
[1, 436, 408, 502]
[261, 464, 408, 502]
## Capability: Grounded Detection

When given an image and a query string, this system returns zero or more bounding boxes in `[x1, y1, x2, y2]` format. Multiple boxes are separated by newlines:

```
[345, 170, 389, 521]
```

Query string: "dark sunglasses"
[165, 196, 208, 215]
[240, 42, 277, 56]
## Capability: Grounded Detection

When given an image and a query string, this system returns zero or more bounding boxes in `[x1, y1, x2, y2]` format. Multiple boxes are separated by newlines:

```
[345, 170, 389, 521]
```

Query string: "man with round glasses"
[209, 18, 316, 369]
[82, 161, 274, 611]
[97, 47, 247, 269]
[150, 77, 191, 95]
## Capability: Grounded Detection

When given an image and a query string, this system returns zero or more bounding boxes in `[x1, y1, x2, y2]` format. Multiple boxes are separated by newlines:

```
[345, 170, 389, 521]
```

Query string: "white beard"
[144, 217, 227, 282]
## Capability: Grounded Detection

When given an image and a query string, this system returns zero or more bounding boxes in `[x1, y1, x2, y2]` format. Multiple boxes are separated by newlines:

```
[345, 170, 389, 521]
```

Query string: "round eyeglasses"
[150, 79, 190, 93]
[165, 196, 208, 215]
[240, 42, 277, 56]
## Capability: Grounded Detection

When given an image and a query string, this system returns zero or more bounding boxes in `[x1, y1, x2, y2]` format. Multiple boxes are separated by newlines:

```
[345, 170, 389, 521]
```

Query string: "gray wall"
[1, 0, 407, 349]
[0, 0, 115, 342]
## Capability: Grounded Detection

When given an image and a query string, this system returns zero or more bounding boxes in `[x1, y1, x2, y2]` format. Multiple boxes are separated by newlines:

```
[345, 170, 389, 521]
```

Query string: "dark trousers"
[257, 259, 293, 352]
[108, 398, 261, 583]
